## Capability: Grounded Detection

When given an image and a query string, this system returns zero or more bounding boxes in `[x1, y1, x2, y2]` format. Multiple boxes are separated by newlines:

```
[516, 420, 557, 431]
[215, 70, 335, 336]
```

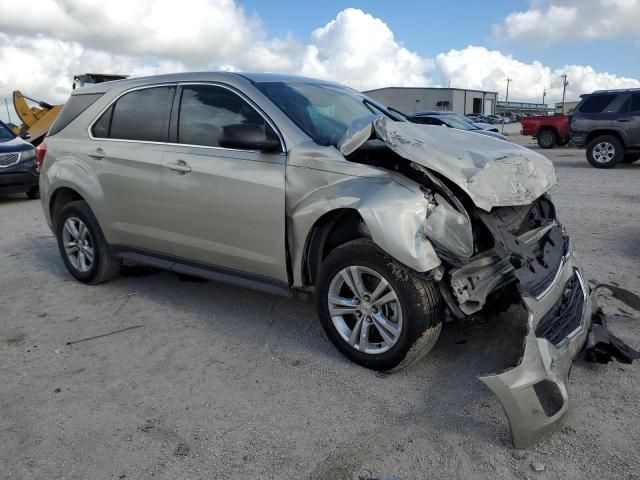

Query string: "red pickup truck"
[520, 114, 570, 149]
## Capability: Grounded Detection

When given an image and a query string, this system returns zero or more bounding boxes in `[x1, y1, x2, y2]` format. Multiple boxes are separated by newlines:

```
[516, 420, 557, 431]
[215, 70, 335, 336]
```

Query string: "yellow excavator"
[11, 73, 127, 145]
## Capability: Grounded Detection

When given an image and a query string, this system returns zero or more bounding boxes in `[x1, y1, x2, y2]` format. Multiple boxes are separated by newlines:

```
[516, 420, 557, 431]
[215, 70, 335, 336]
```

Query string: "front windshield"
[444, 113, 481, 130]
[256, 81, 390, 146]
[440, 115, 479, 131]
[0, 122, 15, 141]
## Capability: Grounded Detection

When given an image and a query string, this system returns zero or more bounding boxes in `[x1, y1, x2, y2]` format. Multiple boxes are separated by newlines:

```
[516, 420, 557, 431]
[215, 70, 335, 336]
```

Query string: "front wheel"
[587, 135, 623, 168]
[316, 239, 442, 371]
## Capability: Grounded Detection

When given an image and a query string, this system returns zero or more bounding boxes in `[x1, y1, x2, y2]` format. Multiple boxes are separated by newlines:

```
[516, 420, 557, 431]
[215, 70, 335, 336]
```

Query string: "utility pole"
[542, 87, 547, 106]
[561, 74, 569, 114]
[3, 98, 12, 124]
[502, 77, 512, 134]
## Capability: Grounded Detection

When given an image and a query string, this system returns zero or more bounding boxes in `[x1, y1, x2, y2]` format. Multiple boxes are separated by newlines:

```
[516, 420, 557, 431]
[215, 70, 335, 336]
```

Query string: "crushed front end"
[341, 117, 598, 448]
[447, 195, 592, 448]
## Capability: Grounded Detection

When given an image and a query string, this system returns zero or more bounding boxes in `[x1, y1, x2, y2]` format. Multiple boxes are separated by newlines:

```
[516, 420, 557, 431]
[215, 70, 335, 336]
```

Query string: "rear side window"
[629, 94, 640, 113]
[49, 93, 103, 136]
[177, 85, 268, 148]
[92, 86, 175, 142]
[578, 94, 616, 114]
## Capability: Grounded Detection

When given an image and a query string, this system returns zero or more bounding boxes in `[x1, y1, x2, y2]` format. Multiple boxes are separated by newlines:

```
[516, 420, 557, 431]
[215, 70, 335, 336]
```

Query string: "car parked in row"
[0, 120, 39, 199]
[521, 114, 570, 149]
[408, 111, 508, 141]
[570, 88, 640, 168]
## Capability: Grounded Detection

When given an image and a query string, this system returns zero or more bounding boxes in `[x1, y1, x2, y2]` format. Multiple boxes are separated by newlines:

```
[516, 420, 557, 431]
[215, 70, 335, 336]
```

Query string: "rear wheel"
[587, 135, 624, 168]
[316, 239, 442, 371]
[537, 129, 557, 149]
[55, 200, 120, 284]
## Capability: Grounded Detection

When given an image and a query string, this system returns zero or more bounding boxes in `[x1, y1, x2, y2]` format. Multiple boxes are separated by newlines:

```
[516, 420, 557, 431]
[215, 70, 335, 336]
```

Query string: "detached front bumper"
[479, 250, 591, 448]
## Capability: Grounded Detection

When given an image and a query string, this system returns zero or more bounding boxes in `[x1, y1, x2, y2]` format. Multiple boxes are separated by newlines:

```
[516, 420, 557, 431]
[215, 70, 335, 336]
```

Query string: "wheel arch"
[302, 208, 366, 286]
[538, 126, 559, 136]
[49, 187, 87, 229]
[586, 129, 625, 147]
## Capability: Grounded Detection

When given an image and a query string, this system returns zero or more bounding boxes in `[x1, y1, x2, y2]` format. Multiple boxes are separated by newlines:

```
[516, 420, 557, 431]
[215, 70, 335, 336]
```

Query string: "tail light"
[35, 142, 47, 173]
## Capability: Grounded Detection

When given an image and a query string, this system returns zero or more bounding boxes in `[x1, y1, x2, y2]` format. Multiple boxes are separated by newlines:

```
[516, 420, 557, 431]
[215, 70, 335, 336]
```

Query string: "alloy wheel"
[62, 217, 95, 273]
[592, 142, 616, 163]
[327, 265, 403, 354]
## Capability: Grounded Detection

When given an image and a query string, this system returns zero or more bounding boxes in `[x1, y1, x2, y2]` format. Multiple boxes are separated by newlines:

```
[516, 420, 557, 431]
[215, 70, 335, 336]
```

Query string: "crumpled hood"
[350, 117, 557, 211]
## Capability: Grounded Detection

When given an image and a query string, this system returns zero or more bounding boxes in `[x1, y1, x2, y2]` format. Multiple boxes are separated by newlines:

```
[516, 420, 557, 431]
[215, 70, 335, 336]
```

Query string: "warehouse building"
[363, 87, 498, 115]
[496, 100, 549, 115]
[554, 101, 580, 114]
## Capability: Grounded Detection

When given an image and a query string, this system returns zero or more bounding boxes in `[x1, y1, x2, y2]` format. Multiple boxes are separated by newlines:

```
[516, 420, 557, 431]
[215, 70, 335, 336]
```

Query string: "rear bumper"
[479, 250, 591, 448]
[569, 132, 587, 147]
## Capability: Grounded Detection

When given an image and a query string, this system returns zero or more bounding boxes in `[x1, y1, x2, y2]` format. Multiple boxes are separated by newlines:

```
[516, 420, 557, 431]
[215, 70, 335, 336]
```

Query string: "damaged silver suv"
[39, 73, 591, 447]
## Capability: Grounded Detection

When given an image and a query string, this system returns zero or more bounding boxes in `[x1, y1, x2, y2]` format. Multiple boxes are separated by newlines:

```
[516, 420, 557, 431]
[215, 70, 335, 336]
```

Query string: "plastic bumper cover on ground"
[479, 251, 591, 449]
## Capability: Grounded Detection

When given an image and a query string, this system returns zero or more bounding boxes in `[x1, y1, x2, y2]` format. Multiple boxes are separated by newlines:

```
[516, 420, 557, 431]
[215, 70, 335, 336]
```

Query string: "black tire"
[622, 153, 640, 164]
[537, 129, 557, 149]
[586, 135, 624, 169]
[26, 187, 40, 199]
[54, 200, 120, 284]
[316, 239, 442, 371]
[556, 137, 570, 147]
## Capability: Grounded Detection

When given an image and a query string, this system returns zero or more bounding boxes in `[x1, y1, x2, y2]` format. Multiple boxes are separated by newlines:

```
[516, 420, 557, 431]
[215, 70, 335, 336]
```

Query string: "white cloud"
[300, 9, 433, 90]
[0, 2, 639, 124]
[436, 46, 640, 104]
[0, 3, 436, 122]
[496, 0, 640, 45]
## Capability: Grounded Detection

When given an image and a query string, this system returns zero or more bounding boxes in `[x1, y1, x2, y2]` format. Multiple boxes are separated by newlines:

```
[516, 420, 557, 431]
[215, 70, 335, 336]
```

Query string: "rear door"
[159, 83, 288, 282]
[88, 85, 176, 253]
[617, 93, 640, 149]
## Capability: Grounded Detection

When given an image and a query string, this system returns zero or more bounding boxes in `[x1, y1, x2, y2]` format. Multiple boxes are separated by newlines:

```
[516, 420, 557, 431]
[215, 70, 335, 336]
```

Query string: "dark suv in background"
[570, 88, 640, 168]
[0, 120, 39, 198]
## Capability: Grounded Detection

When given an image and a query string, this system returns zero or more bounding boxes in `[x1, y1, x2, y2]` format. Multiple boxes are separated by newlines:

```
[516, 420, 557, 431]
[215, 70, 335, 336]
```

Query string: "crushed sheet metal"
[337, 114, 378, 156]
[285, 156, 442, 285]
[479, 254, 590, 449]
[423, 193, 474, 259]
[372, 117, 557, 211]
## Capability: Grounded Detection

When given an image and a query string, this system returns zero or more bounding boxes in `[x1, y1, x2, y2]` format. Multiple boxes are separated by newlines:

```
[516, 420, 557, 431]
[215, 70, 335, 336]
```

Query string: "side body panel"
[161, 144, 288, 281]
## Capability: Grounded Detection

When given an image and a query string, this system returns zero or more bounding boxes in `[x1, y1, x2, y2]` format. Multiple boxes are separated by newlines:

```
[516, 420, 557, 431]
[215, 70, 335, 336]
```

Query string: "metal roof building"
[363, 87, 498, 115]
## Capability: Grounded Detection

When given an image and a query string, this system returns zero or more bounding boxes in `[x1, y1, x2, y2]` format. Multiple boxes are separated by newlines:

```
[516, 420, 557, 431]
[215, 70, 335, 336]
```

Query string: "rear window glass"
[630, 94, 640, 113]
[94, 87, 174, 142]
[578, 94, 616, 114]
[49, 93, 103, 136]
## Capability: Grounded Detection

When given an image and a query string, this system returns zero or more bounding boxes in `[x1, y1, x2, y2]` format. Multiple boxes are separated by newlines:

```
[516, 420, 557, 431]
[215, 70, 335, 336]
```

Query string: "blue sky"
[242, 0, 640, 79]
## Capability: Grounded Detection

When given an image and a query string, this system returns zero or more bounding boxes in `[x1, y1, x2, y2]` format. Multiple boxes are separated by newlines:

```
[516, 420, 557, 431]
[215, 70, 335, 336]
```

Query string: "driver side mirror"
[20, 132, 31, 140]
[220, 124, 281, 152]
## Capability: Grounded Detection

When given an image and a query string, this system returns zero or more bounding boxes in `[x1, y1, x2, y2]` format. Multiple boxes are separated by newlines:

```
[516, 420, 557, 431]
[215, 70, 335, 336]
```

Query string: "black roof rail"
[591, 88, 640, 94]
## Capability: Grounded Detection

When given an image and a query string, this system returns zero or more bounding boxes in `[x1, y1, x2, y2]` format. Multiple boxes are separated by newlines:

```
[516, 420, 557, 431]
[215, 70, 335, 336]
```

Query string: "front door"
[160, 83, 288, 282]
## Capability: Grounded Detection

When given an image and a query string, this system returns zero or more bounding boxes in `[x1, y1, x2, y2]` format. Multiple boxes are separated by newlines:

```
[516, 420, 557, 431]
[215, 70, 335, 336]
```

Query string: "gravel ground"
[1, 138, 639, 480]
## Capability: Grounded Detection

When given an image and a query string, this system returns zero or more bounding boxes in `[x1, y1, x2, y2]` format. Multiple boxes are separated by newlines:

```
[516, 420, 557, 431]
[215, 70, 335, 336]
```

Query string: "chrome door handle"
[88, 148, 105, 159]
[165, 160, 191, 173]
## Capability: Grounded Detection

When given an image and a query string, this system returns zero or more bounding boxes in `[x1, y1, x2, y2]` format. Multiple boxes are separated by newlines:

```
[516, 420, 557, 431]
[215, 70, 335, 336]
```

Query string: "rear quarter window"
[578, 94, 616, 114]
[48, 93, 104, 136]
